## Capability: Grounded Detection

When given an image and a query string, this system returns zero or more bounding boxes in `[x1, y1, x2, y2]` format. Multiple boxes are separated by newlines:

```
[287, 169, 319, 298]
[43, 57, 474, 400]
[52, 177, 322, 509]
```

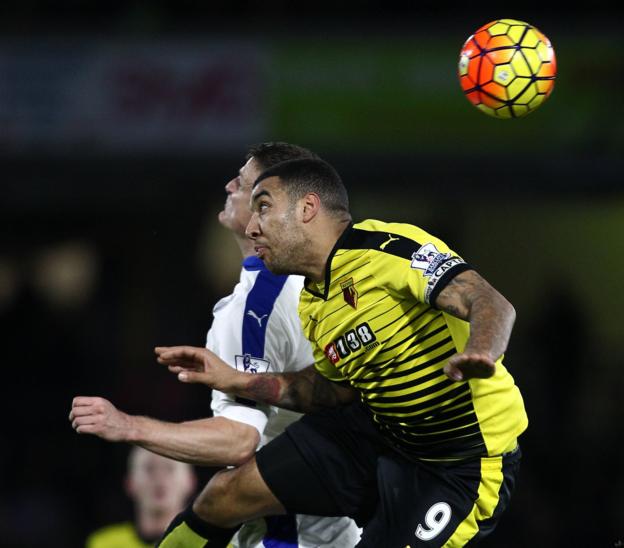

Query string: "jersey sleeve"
[206, 324, 273, 440]
[210, 388, 270, 437]
[381, 226, 472, 306]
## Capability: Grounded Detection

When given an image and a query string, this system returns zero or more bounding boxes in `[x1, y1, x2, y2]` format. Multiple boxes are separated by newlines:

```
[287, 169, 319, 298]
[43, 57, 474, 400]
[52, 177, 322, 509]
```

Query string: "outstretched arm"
[434, 269, 516, 381]
[155, 346, 358, 414]
[69, 396, 259, 466]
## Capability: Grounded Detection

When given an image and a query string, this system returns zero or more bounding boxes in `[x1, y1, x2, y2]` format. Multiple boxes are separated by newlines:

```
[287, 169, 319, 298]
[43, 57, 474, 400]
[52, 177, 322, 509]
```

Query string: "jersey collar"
[242, 255, 267, 271]
[304, 221, 354, 300]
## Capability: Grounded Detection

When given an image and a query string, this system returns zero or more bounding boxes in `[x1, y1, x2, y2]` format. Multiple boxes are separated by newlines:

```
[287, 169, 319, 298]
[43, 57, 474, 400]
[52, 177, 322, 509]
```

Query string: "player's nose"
[245, 214, 260, 240]
[224, 177, 237, 193]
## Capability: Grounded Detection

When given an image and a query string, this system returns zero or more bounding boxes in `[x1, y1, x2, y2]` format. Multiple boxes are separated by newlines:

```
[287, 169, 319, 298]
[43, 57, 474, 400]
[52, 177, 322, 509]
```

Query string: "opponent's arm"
[155, 346, 358, 414]
[433, 269, 516, 381]
[69, 396, 259, 466]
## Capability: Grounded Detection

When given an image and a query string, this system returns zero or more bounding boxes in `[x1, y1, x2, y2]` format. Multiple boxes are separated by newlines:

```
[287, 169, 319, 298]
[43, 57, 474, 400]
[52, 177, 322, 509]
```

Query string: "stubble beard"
[264, 215, 312, 277]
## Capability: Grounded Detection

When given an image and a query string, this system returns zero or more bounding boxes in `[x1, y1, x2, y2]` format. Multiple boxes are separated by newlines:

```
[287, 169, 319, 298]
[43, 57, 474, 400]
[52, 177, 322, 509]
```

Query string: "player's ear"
[301, 192, 321, 223]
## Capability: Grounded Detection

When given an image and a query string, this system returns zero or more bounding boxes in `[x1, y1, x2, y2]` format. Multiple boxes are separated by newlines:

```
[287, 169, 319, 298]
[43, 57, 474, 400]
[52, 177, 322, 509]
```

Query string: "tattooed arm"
[155, 346, 358, 414]
[235, 365, 358, 413]
[433, 269, 516, 381]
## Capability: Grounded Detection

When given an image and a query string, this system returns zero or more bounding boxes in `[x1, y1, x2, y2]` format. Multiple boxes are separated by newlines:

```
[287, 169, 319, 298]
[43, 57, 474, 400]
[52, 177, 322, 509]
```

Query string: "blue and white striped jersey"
[207, 255, 361, 548]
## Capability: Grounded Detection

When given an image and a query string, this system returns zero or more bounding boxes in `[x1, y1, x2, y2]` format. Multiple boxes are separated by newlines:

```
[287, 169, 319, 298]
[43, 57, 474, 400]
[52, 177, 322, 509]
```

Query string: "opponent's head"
[246, 158, 350, 275]
[125, 447, 195, 518]
[218, 142, 318, 236]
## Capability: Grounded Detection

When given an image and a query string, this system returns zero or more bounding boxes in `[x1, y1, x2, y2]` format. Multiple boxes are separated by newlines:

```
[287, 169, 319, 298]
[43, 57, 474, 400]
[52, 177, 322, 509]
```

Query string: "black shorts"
[256, 402, 521, 548]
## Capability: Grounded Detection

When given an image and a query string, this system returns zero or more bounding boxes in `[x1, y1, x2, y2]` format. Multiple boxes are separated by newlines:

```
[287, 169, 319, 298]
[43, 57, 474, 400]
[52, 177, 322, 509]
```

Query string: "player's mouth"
[254, 245, 268, 258]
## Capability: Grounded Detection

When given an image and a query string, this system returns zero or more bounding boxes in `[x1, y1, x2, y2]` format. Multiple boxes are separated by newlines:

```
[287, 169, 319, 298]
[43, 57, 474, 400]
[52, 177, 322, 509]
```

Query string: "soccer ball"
[458, 19, 556, 118]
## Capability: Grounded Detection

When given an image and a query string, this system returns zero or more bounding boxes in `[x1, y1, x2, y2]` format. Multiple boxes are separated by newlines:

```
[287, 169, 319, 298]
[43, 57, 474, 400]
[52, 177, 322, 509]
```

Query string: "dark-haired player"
[156, 156, 527, 547]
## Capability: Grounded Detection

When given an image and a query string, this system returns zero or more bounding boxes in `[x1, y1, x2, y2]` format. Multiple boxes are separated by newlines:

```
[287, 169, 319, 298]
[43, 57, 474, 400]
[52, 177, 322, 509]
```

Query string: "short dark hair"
[246, 142, 318, 170]
[254, 158, 349, 214]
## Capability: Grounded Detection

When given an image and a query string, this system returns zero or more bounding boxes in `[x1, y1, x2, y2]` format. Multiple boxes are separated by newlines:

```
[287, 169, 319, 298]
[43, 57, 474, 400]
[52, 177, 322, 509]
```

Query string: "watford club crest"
[340, 277, 358, 309]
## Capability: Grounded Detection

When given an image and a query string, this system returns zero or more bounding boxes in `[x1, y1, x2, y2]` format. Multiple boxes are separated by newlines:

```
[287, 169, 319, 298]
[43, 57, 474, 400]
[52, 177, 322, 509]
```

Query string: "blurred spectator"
[85, 447, 196, 548]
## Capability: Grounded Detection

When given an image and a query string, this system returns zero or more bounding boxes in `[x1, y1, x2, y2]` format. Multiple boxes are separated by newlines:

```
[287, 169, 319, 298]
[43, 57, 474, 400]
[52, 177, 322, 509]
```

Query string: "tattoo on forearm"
[242, 370, 319, 413]
[466, 296, 510, 360]
[311, 375, 340, 408]
[437, 271, 515, 361]
[287, 369, 340, 412]
[245, 375, 282, 405]
[242, 367, 352, 414]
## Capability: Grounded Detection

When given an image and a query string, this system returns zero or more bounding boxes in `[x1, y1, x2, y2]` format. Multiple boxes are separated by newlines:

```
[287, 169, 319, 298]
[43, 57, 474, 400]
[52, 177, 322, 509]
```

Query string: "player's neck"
[307, 218, 351, 283]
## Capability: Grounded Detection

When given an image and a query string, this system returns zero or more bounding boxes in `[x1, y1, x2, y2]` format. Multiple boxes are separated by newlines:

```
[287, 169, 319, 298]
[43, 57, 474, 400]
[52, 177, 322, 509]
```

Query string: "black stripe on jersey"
[398, 411, 479, 435]
[377, 322, 447, 356]
[329, 261, 371, 285]
[365, 378, 455, 404]
[361, 294, 396, 323]
[374, 301, 424, 333]
[308, 286, 373, 323]
[379, 420, 485, 449]
[331, 249, 369, 272]
[391, 422, 483, 445]
[356, 367, 447, 394]
[367, 383, 470, 414]
[418, 400, 476, 425]
[316, 282, 387, 338]
[367, 339, 455, 373]
[350, 346, 455, 379]
[314, 295, 361, 332]
[342, 227, 420, 261]
[376, 392, 474, 425]
[383, 421, 485, 446]
[340, 226, 475, 309]
[375, 302, 434, 340]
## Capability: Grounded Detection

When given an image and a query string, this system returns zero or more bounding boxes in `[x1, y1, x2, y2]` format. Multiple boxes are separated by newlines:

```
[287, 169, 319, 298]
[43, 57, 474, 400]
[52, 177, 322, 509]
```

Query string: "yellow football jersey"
[86, 522, 154, 548]
[299, 219, 528, 461]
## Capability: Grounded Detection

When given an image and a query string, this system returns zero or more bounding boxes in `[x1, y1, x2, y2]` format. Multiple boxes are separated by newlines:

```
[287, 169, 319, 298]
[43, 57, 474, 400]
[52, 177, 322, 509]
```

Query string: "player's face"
[126, 449, 194, 516]
[246, 177, 311, 275]
[218, 157, 263, 236]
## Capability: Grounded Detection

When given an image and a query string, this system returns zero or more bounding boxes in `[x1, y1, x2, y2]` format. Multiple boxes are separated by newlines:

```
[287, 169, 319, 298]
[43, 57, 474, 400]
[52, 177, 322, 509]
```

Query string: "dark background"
[1, 2, 622, 547]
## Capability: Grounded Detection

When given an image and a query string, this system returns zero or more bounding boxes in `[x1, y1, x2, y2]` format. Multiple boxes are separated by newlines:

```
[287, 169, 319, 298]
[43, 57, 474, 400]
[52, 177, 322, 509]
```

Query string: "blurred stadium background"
[1, 2, 622, 546]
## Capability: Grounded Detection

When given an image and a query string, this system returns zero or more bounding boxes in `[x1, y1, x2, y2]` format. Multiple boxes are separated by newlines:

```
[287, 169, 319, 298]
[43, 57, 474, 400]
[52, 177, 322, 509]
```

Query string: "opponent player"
[70, 144, 360, 547]
[86, 446, 195, 548]
[155, 157, 528, 547]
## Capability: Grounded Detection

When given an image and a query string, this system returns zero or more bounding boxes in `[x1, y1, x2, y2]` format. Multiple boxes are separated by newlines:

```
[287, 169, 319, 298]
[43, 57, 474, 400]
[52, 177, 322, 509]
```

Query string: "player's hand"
[69, 396, 133, 441]
[155, 346, 239, 391]
[443, 352, 496, 382]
